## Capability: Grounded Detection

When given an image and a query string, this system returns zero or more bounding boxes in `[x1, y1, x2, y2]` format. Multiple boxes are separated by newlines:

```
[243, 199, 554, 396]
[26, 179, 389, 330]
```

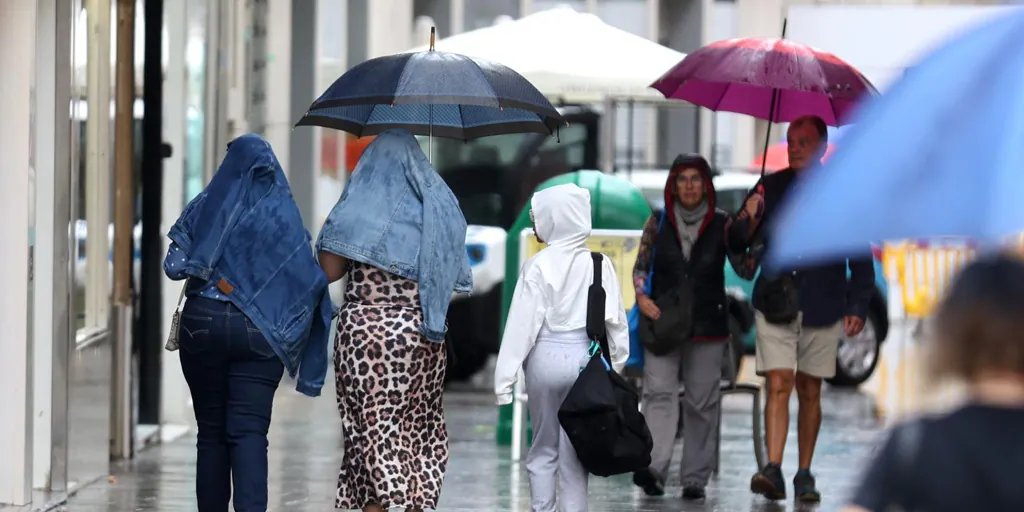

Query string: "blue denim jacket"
[166, 134, 332, 397]
[316, 129, 472, 341]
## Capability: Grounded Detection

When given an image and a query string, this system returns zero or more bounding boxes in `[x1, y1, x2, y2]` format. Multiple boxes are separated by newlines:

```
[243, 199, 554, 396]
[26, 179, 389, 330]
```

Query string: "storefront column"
[264, 0, 293, 173]
[290, 0, 318, 233]
[32, 0, 77, 491]
[160, 0, 191, 428]
[0, 0, 36, 504]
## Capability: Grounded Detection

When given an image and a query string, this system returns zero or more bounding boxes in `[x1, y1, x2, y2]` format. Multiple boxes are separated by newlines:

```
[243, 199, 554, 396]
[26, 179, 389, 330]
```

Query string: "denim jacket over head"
[316, 129, 472, 342]
[167, 134, 332, 397]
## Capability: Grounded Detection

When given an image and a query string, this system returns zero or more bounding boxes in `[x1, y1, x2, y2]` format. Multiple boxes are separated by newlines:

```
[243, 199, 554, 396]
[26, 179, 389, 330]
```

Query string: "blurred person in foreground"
[843, 253, 1024, 511]
[495, 184, 630, 512]
[316, 129, 472, 512]
[164, 134, 332, 512]
[629, 154, 748, 501]
[728, 115, 875, 502]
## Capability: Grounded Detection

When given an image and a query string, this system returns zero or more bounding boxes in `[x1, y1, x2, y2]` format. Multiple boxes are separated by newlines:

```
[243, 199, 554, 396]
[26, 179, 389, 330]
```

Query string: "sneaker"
[750, 463, 787, 500]
[632, 468, 665, 496]
[682, 486, 706, 501]
[793, 469, 821, 502]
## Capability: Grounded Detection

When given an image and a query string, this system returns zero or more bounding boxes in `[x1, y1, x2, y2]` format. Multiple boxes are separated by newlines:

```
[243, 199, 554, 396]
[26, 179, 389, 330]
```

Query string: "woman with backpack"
[494, 183, 630, 512]
[630, 154, 750, 501]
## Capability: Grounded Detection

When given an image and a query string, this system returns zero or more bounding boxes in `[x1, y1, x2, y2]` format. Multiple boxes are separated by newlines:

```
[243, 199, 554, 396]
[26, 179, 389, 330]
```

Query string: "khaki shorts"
[754, 312, 842, 379]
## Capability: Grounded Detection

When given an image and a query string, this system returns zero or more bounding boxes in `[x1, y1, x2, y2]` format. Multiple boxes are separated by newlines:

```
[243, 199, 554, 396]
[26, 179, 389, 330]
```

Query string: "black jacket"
[727, 168, 875, 327]
[633, 154, 731, 341]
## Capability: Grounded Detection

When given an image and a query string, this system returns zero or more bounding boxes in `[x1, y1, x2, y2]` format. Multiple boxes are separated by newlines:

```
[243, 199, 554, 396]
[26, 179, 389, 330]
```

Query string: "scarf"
[674, 200, 708, 260]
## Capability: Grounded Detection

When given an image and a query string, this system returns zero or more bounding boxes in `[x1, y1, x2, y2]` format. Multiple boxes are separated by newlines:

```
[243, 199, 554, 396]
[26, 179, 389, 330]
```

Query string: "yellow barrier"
[882, 241, 975, 318]
[869, 241, 976, 422]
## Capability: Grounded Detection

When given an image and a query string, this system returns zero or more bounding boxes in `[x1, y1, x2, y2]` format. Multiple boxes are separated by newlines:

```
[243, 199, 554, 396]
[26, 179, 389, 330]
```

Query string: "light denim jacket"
[166, 134, 332, 397]
[316, 129, 472, 341]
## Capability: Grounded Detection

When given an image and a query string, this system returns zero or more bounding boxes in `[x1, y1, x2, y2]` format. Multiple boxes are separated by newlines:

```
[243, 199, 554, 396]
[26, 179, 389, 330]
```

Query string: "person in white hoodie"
[495, 183, 630, 512]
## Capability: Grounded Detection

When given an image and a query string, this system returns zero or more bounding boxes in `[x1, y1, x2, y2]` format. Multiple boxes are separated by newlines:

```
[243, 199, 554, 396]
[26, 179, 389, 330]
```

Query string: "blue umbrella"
[768, 8, 1024, 267]
[296, 30, 562, 140]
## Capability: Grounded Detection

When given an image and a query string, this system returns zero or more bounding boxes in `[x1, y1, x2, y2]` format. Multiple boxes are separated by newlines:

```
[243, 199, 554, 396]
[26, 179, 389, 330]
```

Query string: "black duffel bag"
[558, 252, 654, 477]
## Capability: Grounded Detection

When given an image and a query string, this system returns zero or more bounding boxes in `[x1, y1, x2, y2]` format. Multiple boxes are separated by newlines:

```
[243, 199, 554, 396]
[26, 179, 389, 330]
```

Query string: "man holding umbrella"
[729, 115, 875, 502]
[653, 32, 878, 502]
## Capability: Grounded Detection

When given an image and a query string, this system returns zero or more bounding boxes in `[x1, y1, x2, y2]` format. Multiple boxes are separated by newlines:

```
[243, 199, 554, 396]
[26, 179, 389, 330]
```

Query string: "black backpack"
[557, 252, 654, 477]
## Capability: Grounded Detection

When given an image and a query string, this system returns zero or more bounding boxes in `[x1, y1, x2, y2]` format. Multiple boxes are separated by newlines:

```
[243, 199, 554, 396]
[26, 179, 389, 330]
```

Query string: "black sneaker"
[632, 468, 665, 496]
[793, 469, 821, 502]
[682, 486, 706, 501]
[750, 463, 787, 500]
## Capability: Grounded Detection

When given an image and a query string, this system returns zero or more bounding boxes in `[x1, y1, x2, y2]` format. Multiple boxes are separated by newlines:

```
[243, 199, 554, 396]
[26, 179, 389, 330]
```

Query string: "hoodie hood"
[664, 153, 717, 234]
[522, 183, 619, 335]
[531, 184, 592, 249]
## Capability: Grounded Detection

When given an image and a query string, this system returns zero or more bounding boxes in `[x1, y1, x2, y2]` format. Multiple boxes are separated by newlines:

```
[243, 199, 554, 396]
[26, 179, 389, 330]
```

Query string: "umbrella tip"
[429, 26, 435, 51]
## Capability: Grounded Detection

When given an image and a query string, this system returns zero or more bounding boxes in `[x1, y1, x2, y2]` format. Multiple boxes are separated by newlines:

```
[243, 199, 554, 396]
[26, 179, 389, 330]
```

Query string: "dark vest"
[650, 209, 730, 341]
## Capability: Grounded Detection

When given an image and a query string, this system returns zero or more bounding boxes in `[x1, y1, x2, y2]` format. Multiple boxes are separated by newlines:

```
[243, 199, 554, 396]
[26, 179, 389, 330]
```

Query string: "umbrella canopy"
[768, 9, 1024, 266]
[652, 37, 876, 126]
[297, 49, 563, 140]
[750, 142, 837, 173]
[408, 6, 685, 101]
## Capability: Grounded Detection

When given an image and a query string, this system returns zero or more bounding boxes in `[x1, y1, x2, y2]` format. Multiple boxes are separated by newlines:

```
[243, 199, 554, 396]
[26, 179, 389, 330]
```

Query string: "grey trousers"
[641, 341, 725, 488]
[524, 334, 590, 512]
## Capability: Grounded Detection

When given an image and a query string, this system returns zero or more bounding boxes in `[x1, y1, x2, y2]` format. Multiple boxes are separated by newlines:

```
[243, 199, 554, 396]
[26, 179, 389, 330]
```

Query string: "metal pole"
[111, 0, 136, 460]
[138, 0, 164, 428]
[600, 96, 616, 174]
[626, 99, 635, 174]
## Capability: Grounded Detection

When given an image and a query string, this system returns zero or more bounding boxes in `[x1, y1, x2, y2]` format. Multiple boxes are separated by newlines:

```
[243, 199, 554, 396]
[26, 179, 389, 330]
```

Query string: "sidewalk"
[58, 379, 883, 511]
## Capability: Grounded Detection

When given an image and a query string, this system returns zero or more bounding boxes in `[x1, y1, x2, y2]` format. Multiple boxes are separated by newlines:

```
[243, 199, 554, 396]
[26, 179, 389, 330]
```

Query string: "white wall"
[0, 0, 36, 505]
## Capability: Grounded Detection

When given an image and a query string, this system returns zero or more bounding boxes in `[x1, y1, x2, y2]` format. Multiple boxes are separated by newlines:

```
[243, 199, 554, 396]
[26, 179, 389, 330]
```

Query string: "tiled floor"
[54, 378, 884, 511]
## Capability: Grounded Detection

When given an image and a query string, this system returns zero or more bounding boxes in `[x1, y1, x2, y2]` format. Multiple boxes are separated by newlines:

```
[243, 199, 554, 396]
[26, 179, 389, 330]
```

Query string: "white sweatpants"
[524, 328, 591, 512]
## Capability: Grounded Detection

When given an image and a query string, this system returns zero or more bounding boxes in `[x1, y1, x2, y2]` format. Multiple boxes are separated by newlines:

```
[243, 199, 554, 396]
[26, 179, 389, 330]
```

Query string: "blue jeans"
[178, 296, 285, 512]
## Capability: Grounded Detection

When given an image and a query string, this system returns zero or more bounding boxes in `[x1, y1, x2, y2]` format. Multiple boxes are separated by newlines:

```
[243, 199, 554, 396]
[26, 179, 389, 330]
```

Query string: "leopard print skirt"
[334, 261, 448, 511]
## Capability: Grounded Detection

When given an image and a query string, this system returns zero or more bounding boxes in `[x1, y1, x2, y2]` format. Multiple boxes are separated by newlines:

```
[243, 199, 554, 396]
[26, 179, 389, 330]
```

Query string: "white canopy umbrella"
[408, 6, 685, 103]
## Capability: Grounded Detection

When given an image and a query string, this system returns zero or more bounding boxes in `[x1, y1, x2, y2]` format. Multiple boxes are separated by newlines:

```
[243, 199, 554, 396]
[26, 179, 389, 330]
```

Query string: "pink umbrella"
[651, 37, 876, 126]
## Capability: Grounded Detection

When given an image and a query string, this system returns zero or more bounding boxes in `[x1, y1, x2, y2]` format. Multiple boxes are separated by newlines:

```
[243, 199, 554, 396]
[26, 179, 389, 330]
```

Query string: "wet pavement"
[58, 369, 884, 511]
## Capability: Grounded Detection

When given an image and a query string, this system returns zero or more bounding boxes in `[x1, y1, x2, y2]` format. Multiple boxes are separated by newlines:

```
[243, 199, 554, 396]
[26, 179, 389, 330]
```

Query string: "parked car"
[446, 224, 507, 381]
[628, 170, 889, 387]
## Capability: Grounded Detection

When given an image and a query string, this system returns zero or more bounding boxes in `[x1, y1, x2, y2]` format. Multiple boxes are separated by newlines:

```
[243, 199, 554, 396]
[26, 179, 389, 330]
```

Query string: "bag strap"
[650, 210, 666, 274]
[175, 279, 188, 308]
[587, 252, 610, 361]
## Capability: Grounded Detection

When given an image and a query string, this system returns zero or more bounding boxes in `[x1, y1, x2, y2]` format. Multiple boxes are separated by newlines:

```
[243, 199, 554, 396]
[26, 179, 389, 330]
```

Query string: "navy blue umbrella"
[296, 30, 563, 140]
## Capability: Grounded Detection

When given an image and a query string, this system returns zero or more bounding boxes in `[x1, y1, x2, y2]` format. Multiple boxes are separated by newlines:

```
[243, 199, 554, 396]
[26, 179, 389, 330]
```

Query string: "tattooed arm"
[632, 214, 659, 299]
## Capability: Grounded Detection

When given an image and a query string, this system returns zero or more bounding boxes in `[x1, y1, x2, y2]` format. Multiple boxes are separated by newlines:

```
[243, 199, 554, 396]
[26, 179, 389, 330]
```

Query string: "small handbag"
[752, 269, 800, 325]
[639, 281, 695, 355]
[164, 281, 188, 351]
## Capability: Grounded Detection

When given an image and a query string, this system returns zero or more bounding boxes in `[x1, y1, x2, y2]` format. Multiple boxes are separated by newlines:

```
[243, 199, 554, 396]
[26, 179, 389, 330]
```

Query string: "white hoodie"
[494, 184, 630, 405]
